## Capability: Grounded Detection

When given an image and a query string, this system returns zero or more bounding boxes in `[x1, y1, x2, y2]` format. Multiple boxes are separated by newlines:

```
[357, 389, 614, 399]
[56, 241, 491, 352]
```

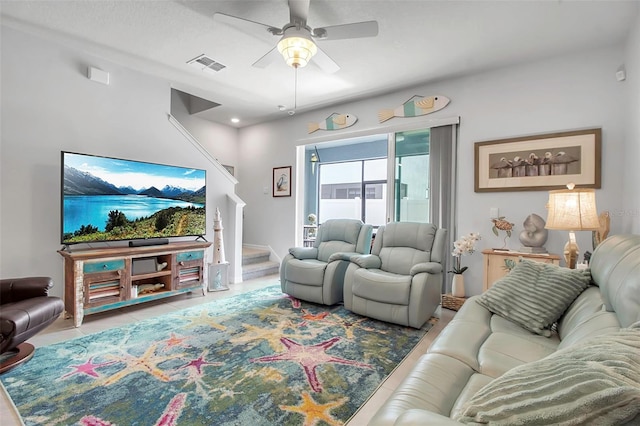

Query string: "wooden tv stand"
[58, 241, 211, 327]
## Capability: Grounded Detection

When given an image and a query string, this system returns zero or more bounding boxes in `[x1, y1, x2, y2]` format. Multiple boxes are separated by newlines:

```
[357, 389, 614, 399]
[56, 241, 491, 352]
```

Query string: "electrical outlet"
[490, 207, 499, 218]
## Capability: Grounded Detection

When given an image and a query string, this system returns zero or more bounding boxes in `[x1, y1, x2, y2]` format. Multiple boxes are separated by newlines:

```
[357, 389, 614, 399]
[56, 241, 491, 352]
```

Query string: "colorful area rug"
[1, 284, 436, 425]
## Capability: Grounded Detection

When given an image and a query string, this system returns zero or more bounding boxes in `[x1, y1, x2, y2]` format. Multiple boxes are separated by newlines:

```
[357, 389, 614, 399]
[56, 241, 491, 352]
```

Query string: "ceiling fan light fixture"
[277, 31, 317, 68]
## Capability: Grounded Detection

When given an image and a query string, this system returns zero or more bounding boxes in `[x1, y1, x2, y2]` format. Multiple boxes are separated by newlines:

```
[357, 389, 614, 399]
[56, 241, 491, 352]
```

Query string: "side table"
[482, 249, 560, 291]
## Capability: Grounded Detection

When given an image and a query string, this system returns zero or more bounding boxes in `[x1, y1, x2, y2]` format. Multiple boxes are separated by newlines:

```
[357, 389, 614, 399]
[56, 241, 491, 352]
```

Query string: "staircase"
[242, 246, 279, 281]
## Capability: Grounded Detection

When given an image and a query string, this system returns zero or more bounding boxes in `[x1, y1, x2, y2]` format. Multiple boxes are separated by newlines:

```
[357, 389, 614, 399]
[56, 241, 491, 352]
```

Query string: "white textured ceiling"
[1, 1, 638, 127]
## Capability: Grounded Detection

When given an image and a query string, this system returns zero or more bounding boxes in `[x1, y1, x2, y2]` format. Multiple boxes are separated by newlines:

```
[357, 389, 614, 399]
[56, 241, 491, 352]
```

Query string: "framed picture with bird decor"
[474, 128, 601, 192]
[273, 166, 292, 197]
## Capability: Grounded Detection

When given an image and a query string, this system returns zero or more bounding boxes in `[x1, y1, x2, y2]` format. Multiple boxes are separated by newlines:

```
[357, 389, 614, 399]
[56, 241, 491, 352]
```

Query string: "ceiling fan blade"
[252, 47, 280, 68]
[288, 0, 310, 25]
[312, 46, 340, 74]
[314, 20, 379, 40]
[213, 12, 281, 35]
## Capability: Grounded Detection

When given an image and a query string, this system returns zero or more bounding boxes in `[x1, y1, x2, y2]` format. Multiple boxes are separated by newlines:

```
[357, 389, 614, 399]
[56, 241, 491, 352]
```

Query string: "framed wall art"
[474, 128, 601, 192]
[273, 166, 292, 197]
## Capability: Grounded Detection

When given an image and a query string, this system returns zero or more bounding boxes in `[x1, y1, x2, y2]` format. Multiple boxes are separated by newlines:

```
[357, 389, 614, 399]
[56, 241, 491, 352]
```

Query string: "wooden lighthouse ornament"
[209, 207, 230, 291]
[213, 207, 226, 264]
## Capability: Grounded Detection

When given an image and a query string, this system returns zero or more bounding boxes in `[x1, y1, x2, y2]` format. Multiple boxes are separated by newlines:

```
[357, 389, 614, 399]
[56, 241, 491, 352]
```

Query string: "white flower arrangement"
[307, 213, 317, 225]
[449, 232, 481, 274]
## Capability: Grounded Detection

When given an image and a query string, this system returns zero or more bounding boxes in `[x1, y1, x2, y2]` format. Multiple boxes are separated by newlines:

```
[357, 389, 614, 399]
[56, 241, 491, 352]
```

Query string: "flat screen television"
[61, 151, 206, 245]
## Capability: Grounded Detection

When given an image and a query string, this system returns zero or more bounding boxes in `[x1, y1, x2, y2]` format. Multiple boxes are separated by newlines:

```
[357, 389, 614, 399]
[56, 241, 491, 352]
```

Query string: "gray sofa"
[370, 234, 640, 425]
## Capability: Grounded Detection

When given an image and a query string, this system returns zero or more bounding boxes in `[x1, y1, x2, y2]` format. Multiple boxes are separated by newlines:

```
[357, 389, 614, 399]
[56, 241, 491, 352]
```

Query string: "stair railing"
[168, 114, 245, 282]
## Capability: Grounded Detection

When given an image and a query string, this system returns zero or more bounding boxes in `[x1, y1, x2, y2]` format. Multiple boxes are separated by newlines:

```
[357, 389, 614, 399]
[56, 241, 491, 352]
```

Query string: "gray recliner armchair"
[343, 222, 447, 328]
[280, 219, 373, 305]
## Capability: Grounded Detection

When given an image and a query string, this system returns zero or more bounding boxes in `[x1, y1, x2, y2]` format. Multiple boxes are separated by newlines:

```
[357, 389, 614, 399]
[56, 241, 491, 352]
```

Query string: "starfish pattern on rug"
[256, 305, 298, 322]
[232, 320, 317, 351]
[283, 294, 302, 308]
[326, 313, 385, 339]
[78, 415, 113, 426]
[103, 343, 183, 385]
[300, 309, 330, 323]
[180, 310, 227, 331]
[206, 366, 281, 401]
[251, 337, 373, 392]
[78, 392, 187, 426]
[279, 391, 349, 426]
[161, 333, 191, 351]
[179, 349, 224, 375]
[255, 366, 285, 383]
[177, 350, 225, 400]
[210, 386, 245, 399]
[60, 356, 117, 380]
[2, 285, 433, 426]
[155, 392, 187, 426]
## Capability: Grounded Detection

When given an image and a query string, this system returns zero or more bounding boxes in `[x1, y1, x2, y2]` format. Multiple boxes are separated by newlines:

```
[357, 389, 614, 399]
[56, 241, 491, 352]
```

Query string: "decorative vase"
[452, 274, 465, 297]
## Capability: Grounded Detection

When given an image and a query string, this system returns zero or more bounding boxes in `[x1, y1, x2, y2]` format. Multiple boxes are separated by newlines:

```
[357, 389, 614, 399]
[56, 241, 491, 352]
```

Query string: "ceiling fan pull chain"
[294, 66, 298, 112]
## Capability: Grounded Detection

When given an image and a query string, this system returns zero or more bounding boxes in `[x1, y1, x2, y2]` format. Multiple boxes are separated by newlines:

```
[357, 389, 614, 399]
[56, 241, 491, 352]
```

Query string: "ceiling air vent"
[187, 54, 226, 73]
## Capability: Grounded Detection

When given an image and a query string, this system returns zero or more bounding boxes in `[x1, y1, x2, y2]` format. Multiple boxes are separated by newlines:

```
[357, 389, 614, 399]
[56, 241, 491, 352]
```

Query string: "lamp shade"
[277, 29, 317, 68]
[545, 188, 600, 231]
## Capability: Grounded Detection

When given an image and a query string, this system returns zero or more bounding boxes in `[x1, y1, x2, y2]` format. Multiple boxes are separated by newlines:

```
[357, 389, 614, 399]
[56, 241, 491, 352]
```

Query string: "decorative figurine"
[491, 216, 514, 250]
[210, 207, 229, 292]
[518, 213, 549, 253]
[213, 207, 226, 265]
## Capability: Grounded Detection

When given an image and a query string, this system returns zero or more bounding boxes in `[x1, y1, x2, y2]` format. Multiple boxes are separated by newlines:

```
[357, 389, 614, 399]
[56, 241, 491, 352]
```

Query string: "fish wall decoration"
[378, 95, 450, 123]
[308, 113, 358, 134]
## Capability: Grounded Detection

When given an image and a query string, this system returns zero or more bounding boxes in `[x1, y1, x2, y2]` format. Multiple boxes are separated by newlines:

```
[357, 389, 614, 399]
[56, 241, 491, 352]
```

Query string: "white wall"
[238, 45, 630, 296]
[623, 11, 640, 234]
[0, 26, 237, 298]
[170, 90, 239, 172]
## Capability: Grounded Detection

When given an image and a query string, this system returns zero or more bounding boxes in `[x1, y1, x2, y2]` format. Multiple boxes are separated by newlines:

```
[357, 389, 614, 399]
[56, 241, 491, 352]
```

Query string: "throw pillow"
[454, 327, 640, 425]
[476, 259, 591, 336]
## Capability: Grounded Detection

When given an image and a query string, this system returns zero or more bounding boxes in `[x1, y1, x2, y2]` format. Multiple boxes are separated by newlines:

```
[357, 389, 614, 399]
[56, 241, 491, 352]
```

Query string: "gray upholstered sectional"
[370, 234, 640, 425]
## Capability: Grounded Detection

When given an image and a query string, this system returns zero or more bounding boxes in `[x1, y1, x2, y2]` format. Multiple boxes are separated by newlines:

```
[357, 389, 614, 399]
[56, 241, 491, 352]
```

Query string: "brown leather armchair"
[0, 277, 64, 373]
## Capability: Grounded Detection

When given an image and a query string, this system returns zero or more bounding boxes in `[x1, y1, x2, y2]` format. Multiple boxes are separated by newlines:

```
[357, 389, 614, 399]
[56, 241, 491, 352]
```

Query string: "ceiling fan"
[213, 0, 379, 73]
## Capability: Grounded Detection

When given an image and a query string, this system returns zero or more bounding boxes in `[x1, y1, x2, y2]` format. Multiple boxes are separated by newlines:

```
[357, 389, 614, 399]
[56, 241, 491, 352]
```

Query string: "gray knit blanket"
[455, 326, 640, 425]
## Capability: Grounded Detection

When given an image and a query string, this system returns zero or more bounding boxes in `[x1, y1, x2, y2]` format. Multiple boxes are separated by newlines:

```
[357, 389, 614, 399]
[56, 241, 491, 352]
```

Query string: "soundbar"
[129, 238, 169, 247]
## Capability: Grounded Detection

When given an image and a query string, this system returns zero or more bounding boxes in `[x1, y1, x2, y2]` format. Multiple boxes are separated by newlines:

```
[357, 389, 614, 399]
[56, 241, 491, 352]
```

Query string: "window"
[318, 159, 387, 226]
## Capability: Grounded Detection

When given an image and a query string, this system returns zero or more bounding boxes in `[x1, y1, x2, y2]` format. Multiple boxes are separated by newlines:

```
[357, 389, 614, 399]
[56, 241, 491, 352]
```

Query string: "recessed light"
[278, 105, 286, 111]
[230, 118, 240, 124]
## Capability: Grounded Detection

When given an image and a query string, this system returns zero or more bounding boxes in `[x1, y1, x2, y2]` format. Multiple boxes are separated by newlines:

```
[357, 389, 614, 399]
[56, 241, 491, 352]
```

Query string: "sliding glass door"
[306, 124, 453, 232]
[394, 129, 430, 223]
[303, 124, 456, 292]
[363, 158, 387, 226]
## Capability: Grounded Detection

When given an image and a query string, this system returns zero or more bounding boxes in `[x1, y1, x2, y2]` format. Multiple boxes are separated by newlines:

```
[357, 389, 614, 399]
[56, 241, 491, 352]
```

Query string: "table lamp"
[545, 183, 600, 269]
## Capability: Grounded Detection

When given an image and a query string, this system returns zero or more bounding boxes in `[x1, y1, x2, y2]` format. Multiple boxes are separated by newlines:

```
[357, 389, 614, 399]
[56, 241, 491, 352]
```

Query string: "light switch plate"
[490, 207, 499, 218]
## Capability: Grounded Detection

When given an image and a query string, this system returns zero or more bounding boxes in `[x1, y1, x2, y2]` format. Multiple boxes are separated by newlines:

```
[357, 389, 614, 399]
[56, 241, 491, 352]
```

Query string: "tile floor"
[0, 275, 455, 425]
